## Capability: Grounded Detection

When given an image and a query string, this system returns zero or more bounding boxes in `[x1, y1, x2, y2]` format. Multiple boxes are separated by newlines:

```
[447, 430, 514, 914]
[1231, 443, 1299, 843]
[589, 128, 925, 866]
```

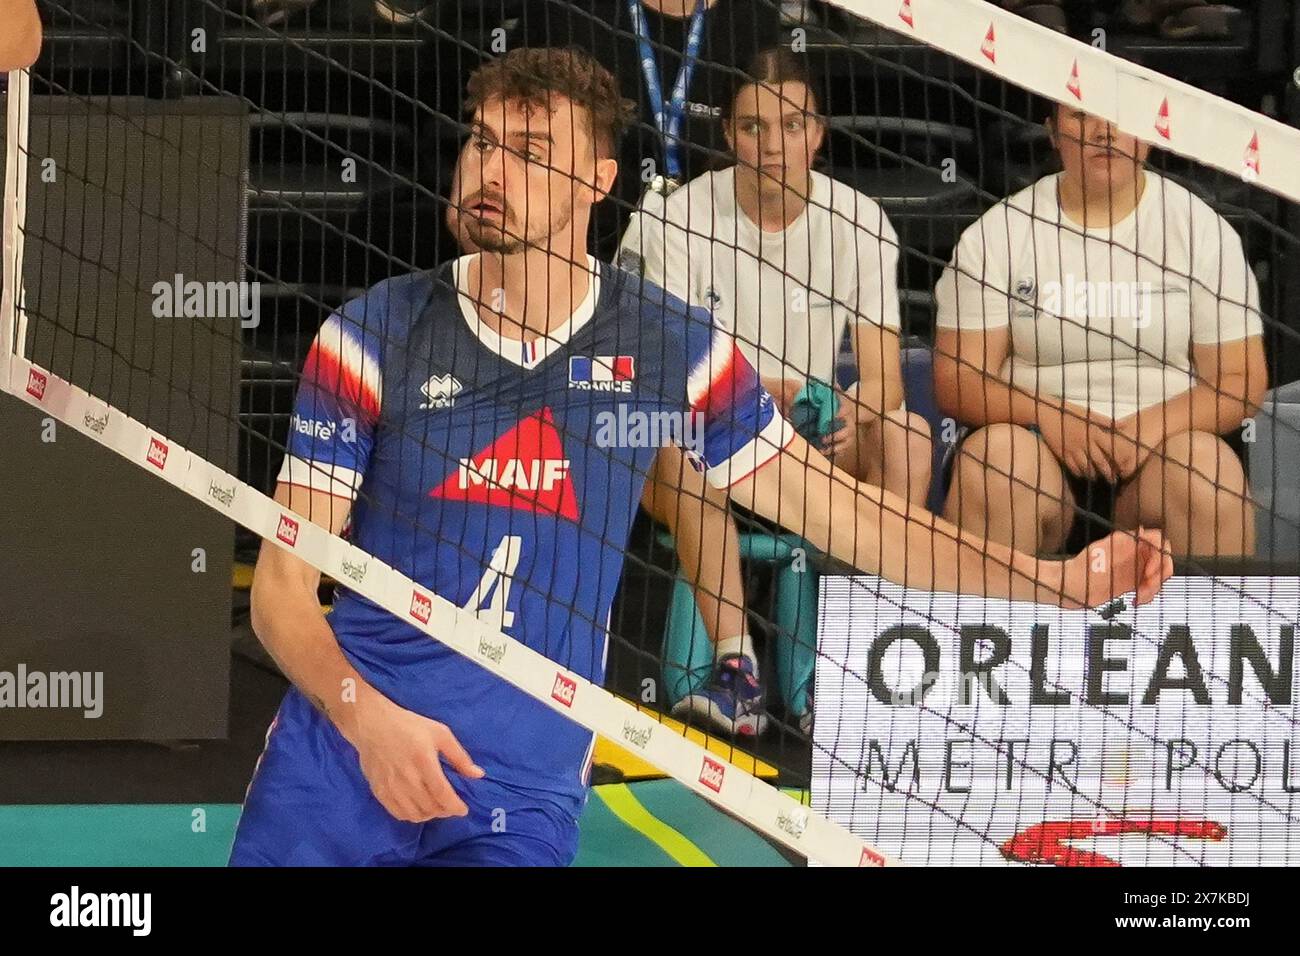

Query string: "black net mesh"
[3, 0, 1299, 865]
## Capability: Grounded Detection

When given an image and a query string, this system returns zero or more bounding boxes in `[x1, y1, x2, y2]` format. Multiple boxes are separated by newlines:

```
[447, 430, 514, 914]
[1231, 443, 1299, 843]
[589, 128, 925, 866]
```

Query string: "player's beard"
[463, 208, 521, 254]
[465, 191, 575, 257]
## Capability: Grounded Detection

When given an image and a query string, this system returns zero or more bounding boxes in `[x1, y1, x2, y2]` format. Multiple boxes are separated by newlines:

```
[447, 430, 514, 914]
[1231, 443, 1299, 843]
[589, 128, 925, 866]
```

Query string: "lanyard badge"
[647, 174, 681, 197]
[628, 0, 708, 192]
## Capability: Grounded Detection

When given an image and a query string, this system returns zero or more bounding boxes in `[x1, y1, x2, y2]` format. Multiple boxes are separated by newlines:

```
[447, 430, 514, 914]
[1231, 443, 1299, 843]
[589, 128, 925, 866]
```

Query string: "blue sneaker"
[671, 656, 768, 737]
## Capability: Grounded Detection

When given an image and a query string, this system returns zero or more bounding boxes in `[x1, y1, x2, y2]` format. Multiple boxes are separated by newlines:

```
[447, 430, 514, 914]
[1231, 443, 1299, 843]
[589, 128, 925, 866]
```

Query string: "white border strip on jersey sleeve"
[837, 0, 1300, 203]
[1, 66, 33, 395]
[0, 354, 896, 868]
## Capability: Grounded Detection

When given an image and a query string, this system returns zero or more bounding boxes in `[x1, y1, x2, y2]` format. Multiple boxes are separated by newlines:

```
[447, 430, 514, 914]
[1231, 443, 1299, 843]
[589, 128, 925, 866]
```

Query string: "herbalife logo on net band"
[83, 409, 110, 435]
[151, 273, 260, 328]
[776, 806, 808, 840]
[339, 557, 369, 584]
[621, 718, 652, 750]
[207, 479, 236, 509]
[1, 665, 103, 718]
[594, 404, 705, 451]
[477, 635, 508, 665]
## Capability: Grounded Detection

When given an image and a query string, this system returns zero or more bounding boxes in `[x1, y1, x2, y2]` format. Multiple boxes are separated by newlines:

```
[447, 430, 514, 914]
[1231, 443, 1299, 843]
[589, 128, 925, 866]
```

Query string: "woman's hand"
[1036, 404, 1122, 483]
[1109, 413, 1159, 481]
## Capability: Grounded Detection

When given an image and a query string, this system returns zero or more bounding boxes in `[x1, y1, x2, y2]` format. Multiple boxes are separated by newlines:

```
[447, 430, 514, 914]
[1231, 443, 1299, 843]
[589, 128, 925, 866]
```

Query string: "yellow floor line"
[595, 784, 716, 867]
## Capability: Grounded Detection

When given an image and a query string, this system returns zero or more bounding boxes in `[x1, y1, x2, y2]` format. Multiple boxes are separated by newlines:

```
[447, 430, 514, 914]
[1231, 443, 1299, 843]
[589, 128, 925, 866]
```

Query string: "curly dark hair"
[465, 46, 636, 160]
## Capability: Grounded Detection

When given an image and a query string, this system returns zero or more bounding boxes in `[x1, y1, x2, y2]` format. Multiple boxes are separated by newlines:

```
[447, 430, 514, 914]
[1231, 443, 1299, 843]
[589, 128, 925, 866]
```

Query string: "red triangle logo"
[1066, 60, 1082, 100]
[430, 407, 579, 521]
[898, 0, 913, 27]
[1244, 132, 1260, 176]
[981, 24, 996, 63]
[1155, 98, 1171, 139]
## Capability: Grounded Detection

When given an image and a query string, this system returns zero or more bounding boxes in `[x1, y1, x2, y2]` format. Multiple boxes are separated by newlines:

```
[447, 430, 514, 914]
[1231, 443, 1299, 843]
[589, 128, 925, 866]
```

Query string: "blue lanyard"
[628, 0, 708, 180]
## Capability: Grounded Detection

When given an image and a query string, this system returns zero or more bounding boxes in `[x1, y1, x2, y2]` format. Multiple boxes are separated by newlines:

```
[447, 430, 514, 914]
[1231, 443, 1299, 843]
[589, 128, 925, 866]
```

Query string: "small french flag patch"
[569, 355, 635, 392]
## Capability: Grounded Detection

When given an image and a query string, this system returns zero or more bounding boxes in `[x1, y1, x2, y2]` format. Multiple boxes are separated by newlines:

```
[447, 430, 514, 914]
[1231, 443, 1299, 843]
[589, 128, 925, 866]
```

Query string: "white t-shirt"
[618, 167, 901, 386]
[934, 171, 1262, 421]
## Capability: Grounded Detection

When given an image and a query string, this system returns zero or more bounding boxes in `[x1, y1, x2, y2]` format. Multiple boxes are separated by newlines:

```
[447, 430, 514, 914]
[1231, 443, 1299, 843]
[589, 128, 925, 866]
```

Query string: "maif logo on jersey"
[569, 355, 634, 393]
[430, 407, 580, 521]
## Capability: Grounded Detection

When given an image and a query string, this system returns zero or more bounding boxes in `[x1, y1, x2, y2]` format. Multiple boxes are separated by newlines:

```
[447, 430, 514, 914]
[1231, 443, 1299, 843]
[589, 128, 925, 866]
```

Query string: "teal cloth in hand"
[789, 379, 842, 445]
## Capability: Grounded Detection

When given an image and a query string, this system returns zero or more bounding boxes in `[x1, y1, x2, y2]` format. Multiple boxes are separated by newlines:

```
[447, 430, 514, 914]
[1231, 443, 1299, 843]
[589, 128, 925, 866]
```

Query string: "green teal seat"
[657, 530, 817, 717]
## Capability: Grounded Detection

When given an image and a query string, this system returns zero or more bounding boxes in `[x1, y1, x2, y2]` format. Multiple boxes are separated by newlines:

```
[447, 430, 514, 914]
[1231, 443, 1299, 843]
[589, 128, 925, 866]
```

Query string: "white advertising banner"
[813, 575, 1300, 865]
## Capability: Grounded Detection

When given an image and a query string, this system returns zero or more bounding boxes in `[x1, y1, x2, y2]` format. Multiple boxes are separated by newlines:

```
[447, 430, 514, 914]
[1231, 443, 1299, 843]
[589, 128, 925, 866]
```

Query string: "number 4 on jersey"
[463, 535, 522, 631]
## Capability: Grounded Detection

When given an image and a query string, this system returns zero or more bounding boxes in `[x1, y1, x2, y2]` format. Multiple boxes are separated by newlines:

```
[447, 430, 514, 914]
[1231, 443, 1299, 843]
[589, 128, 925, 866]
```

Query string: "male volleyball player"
[0, 0, 43, 71]
[230, 47, 1172, 866]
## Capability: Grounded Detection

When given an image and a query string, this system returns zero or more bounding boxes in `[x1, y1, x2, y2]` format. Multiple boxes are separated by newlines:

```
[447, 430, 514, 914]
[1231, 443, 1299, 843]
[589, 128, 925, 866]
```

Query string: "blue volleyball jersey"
[276, 254, 792, 814]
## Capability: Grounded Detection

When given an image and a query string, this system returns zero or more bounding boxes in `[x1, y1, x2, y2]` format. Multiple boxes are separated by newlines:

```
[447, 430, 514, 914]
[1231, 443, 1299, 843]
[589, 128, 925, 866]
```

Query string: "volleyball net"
[3, 0, 1299, 865]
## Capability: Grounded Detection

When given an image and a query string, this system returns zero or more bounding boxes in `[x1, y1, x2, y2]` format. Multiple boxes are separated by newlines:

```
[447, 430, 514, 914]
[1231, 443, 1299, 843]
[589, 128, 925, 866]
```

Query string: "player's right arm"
[0, 0, 43, 71]
[251, 484, 483, 823]
[252, 295, 484, 822]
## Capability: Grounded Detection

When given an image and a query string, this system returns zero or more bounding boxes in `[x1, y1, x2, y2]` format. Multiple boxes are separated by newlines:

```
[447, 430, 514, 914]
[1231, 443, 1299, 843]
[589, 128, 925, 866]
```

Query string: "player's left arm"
[726, 428, 1172, 609]
[0, 0, 43, 71]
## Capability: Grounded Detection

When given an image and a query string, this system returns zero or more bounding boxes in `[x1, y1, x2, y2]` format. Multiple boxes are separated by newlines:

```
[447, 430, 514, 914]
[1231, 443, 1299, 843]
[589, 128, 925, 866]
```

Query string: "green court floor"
[0, 780, 790, 867]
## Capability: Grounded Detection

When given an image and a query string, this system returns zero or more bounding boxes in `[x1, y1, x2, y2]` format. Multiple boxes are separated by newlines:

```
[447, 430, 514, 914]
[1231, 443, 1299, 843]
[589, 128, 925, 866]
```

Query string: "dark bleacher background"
[11, 0, 1300, 781]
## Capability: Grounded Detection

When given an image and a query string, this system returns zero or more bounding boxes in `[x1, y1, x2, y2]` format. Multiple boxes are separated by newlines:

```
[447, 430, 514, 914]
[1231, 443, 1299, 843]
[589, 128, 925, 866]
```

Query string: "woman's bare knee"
[945, 423, 1071, 551]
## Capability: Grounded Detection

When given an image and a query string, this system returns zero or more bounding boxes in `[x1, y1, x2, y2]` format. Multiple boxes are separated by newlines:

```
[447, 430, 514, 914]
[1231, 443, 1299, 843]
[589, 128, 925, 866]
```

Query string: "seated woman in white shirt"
[621, 48, 932, 736]
[934, 102, 1267, 558]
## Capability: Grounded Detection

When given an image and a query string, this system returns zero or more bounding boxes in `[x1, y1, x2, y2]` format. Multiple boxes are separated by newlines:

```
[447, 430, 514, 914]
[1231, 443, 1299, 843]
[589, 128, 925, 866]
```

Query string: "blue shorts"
[229, 687, 581, 867]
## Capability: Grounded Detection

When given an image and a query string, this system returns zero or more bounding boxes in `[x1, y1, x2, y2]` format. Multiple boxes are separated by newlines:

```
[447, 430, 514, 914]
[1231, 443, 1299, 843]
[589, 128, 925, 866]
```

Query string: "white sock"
[715, 634, 759, 678]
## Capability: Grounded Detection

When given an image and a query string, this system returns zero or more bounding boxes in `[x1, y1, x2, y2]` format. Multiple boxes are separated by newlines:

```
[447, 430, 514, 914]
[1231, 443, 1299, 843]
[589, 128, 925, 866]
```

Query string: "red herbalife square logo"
[275, 514, 299, 547]
[859, 847, 887, 867]
[146, 437, 169, 470]
[410, 590, 432, 625]
[699, 756, 725, 793]
[25, 369, 47, 400]
[552, 672, 577, 708]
